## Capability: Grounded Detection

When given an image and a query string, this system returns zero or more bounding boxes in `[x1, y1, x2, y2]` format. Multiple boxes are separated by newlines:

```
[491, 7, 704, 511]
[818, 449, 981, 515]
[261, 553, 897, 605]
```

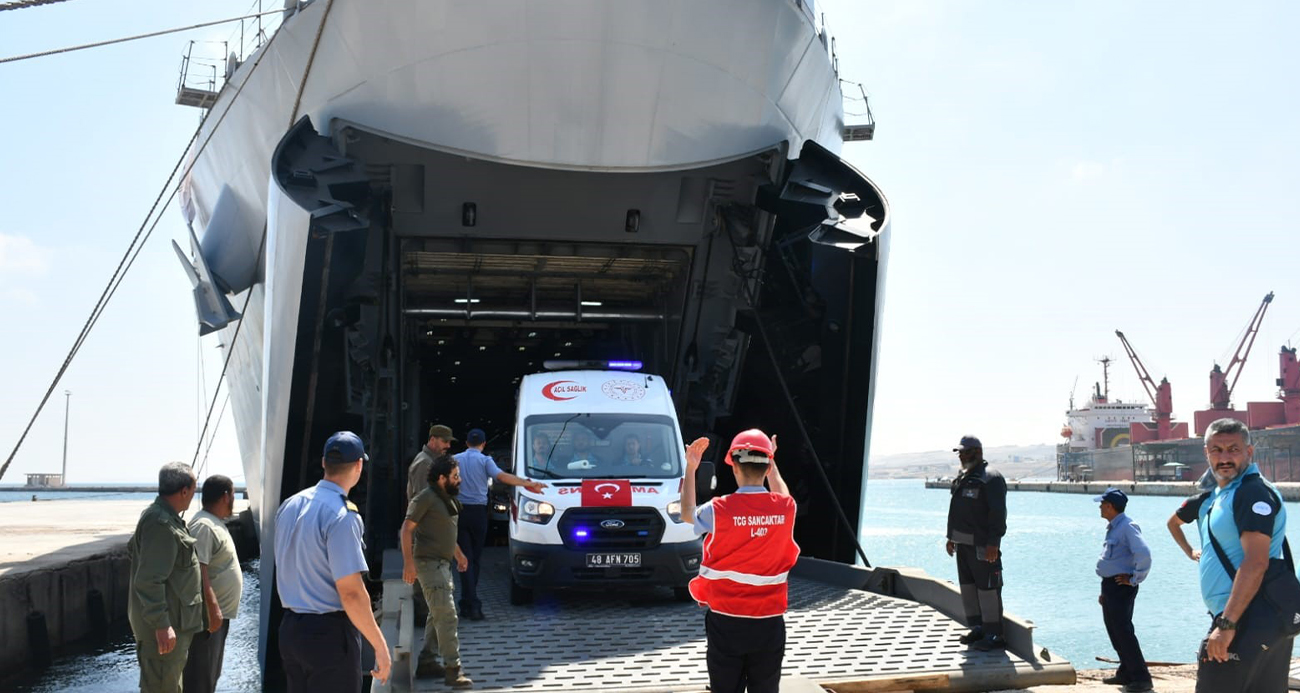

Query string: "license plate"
[586, 553, 641, 568]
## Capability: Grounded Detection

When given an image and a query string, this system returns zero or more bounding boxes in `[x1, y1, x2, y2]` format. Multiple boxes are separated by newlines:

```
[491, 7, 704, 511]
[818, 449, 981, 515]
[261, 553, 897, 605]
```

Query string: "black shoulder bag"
[1205, 485, 1300, 645]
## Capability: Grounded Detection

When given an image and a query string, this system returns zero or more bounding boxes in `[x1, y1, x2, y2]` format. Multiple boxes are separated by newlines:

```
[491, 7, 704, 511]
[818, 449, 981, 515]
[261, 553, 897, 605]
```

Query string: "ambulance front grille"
[557, 507, 666, 550]
[569, 566, 655, 581]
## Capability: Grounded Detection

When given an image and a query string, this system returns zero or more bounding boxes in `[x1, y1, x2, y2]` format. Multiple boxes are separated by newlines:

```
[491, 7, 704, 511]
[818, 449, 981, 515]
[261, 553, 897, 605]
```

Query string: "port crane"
[1115, 330, 1174, 441]
[1209, 291, 1274, 410]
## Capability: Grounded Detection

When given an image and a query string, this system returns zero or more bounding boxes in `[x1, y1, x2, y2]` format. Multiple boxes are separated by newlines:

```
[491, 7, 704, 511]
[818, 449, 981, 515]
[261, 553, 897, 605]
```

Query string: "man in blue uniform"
[453, 428, 546, 620]
[274, 431, 391, 692]
[1174, 418, 1291, 693]
[1093, 488, 1152, 693]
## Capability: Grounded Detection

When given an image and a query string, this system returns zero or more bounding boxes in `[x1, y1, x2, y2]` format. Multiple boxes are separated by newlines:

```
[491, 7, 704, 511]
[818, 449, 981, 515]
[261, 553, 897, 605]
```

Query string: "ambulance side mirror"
[695, 461, 716, 504]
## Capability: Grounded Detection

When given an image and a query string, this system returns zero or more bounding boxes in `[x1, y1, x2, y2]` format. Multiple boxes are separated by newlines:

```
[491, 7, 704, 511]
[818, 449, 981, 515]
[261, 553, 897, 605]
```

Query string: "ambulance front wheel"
[510, 575, 534, 605]
[673, 586, 691, 603]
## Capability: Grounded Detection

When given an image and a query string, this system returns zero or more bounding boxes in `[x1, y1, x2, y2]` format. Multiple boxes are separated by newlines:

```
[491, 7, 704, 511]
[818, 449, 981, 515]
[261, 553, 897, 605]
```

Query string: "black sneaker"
[1123, 682, 1153, 693]
[970, 635, 1008, 651]
[958, 628, 985, 645]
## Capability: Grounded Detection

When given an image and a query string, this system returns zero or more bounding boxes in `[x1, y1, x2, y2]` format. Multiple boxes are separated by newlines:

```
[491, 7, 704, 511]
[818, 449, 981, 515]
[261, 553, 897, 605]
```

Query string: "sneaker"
[958, 628, 985, 645]
[415, 659, 445, 678]
[1123, 683, 1153, 693]
[970, 635, 1008, 651]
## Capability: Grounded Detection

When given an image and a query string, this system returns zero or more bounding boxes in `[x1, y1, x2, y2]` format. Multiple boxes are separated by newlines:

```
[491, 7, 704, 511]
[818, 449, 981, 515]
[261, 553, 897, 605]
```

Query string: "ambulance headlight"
[519, 498, 556, 525]
[666, 500, 683, 523]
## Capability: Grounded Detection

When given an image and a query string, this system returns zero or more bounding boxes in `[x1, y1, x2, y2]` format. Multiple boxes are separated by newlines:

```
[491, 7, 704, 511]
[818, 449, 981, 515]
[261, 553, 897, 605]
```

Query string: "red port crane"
[1116, 330, 1174, 441]
[1209, 292, 1275, 410]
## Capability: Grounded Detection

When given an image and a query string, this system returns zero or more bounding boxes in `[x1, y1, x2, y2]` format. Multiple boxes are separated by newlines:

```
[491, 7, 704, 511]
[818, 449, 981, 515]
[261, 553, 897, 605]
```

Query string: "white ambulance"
[507, 366, 703, 604]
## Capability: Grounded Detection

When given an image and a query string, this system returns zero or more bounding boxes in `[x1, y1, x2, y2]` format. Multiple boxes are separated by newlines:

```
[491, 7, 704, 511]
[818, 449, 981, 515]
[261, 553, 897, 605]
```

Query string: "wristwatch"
[1214, 616, 1238, 631]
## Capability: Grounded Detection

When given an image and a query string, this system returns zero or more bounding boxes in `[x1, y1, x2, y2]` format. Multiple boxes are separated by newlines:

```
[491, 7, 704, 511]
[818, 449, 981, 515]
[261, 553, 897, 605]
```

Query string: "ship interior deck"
[400, 237, 694, 448]
[381, 547, 1075, 693]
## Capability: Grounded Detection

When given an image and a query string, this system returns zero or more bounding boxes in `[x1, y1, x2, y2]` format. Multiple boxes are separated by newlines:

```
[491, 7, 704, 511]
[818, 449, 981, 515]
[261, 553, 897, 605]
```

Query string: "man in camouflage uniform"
[128, 462, 204, 693]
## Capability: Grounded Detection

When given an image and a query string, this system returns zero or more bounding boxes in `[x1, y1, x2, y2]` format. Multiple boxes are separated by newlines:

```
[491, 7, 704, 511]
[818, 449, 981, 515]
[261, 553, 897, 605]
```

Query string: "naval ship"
[168, 1, 1075, 689]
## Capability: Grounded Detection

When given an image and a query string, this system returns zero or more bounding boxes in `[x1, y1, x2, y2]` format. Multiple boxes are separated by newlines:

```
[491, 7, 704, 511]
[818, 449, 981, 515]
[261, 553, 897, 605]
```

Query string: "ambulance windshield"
[523, 413, 681, 479]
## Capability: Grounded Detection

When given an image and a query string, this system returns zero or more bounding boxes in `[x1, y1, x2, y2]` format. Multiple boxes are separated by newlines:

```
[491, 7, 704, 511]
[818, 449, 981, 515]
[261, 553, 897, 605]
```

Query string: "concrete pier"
[924, 479, 1300, 501]
[0, 497, 248, 679]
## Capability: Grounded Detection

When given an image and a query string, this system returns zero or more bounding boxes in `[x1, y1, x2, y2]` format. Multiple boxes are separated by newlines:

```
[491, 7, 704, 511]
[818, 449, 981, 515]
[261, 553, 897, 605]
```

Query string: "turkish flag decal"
[581, 479, 633, 507]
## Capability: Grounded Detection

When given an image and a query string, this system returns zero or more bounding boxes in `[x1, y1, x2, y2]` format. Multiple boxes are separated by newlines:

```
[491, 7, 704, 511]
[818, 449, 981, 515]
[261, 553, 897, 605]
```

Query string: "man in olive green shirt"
[407, 424, 455, 502]
[128, 462, 204, 693]
[401, 454, 472, 688]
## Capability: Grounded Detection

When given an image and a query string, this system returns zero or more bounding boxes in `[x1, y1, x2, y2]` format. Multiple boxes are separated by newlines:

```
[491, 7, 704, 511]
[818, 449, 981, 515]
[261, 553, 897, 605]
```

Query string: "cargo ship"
[1057, 316, 1300, 483]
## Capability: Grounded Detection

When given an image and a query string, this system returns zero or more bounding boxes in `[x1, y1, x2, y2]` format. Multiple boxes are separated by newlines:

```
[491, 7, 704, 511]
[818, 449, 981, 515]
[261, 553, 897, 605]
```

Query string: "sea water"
[6, 561, 262, 693]
[862, 478, 1300, 666]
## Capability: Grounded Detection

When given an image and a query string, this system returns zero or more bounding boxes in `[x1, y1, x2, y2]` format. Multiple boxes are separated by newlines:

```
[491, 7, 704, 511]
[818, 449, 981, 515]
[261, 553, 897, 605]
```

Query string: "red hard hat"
[726, 429, 774, 466]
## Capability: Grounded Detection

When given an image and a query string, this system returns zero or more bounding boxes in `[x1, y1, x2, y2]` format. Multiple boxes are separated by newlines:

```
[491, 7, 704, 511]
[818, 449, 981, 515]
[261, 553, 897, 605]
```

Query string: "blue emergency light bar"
[543, 360, 643, 371]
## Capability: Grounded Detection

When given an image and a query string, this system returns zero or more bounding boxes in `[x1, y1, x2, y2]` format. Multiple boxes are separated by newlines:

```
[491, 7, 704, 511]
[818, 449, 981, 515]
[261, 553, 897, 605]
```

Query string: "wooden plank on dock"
[821, 673, 949, 691]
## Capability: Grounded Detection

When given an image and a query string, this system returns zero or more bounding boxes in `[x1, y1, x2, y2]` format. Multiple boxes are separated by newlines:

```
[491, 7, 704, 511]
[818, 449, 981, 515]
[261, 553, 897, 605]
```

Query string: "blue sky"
[1, 1, 1298, 484]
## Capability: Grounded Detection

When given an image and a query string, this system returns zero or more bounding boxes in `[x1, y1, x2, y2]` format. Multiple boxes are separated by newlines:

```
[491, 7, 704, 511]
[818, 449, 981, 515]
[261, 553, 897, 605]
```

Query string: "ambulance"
[507, 364, 703, 604]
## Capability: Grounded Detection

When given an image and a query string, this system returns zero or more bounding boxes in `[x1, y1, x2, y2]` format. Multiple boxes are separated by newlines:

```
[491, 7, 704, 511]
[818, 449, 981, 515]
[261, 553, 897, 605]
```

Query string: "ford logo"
[600, 519, 625, 529]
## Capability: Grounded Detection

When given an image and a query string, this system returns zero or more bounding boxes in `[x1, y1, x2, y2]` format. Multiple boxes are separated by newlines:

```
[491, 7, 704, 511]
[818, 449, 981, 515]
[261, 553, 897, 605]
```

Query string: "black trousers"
[457, 504, 489, 612]
[704, 611, 785, 693]
[954, 543, 1004, 636]
[1100, 578, 1150, 684]
[182, 619, 230, 693]
[279, 611, 362, 693]
[1195, 613, 1293, 693]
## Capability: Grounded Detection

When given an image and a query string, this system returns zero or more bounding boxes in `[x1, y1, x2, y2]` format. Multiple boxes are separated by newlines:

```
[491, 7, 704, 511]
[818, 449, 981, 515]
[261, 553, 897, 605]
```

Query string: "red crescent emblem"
[543, 380, 581, 401]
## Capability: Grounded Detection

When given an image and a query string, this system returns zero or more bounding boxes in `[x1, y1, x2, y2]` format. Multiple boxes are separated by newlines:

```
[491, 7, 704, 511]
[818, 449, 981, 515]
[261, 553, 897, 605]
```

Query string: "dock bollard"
[27, 611, 52, 669]
[87, 589, 108, 642]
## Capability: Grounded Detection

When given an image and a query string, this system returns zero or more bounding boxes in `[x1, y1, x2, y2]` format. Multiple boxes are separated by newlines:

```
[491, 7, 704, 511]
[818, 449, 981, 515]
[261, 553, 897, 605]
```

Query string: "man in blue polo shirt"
[454, 428, 546, 620]
[274, 431, 392, 692]
[1093, 488, 1152, 693]
[1173, 418, 1290, 693]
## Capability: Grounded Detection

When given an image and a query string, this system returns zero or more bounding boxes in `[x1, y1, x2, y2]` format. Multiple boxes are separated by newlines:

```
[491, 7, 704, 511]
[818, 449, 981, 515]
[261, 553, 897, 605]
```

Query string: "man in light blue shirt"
[1093, 488, 1152, 693]
[453, 428, 546, 620]
[273, 431, 391, 691]
[1181, 419, 1290, 693]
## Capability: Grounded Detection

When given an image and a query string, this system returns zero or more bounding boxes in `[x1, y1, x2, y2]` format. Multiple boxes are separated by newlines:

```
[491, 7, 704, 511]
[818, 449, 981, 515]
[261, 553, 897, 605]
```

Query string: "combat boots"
[415, 658, 445, 678]
[445, 665, 473, 688]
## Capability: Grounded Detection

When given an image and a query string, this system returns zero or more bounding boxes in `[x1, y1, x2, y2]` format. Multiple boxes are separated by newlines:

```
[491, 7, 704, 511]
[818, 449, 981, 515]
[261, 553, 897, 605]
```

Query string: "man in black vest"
[945, 435, 1008, 651]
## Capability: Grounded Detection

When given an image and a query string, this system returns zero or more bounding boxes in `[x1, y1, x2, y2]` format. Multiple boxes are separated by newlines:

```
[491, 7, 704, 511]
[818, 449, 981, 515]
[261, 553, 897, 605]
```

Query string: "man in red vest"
[682, 429, 799, 693]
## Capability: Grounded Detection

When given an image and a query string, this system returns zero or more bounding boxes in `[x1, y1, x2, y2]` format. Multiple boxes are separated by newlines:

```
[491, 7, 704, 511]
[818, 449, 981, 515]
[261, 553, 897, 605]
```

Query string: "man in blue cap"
[1093, 487, 1153, 693]
[945, 435, 1008, 650]
[453, 428, 546, 620]
[274, 431, 391, 692]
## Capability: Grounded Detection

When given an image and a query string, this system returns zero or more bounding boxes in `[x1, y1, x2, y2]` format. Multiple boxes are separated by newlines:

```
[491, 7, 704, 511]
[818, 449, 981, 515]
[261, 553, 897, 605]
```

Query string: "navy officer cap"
[953, 435, 982, 452]
[1093, 487, 1128, 511]
[323, 431, 368, 462]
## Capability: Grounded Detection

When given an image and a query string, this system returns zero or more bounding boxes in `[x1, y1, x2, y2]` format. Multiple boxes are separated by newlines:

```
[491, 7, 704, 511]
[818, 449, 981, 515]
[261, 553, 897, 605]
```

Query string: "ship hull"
[178, 0, 889, 680]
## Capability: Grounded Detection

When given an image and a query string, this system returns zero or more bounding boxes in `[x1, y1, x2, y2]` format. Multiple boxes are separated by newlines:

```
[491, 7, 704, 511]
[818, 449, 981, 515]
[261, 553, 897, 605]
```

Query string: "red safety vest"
[688, 492, 799, 618]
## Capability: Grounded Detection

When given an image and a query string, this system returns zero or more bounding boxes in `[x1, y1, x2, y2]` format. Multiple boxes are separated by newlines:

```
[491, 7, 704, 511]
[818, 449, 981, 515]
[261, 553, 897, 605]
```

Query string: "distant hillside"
[867, 443, 1057, 480]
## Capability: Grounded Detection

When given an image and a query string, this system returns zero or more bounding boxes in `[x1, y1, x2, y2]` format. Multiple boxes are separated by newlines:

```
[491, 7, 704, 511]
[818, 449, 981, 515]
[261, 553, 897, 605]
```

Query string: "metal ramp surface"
[395, 547, 1073, 692]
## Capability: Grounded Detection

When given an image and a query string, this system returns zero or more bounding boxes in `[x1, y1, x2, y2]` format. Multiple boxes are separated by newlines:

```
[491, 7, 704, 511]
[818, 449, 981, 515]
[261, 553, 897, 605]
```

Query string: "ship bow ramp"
[369, 547, 1074, 692]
